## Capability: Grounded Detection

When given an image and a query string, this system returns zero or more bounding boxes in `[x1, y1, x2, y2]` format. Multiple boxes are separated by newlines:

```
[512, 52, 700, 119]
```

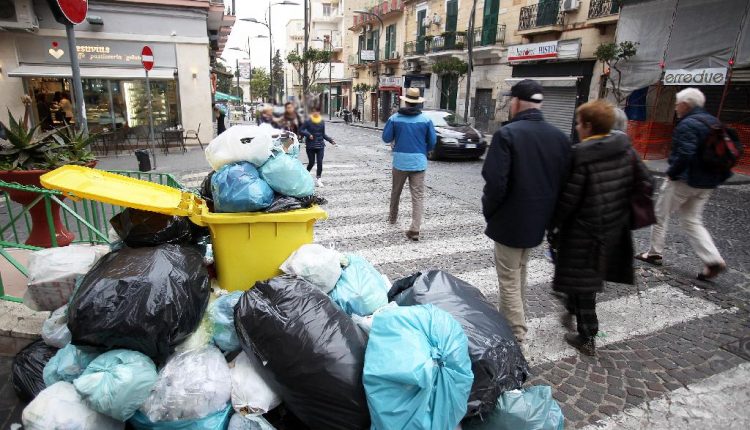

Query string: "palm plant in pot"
[0, 102, 97, 247]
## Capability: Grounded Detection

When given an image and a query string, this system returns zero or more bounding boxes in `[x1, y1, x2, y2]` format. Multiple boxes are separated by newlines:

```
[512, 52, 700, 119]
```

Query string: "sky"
[220, 0, 305, 72]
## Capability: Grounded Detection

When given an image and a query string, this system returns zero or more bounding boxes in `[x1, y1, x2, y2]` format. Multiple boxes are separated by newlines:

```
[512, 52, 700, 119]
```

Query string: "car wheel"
[427, 150, 437, 161]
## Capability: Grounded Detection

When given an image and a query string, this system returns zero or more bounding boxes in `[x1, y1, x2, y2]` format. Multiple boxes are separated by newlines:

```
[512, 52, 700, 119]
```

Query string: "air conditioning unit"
[432, 14, 441, 25]
[0, 0, 38, 31]
[384, 67, 395, 75]
[561, 0, 580, 12]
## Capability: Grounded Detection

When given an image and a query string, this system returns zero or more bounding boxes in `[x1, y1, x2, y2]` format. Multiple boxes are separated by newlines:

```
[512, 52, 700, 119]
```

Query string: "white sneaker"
[316, 178, 324, 187]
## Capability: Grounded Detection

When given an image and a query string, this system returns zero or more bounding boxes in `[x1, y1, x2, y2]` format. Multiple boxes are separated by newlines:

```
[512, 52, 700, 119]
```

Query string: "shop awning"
[505, 77, 580, 87]
[215, 91, 242, 102]
[8, 65, 176, 80]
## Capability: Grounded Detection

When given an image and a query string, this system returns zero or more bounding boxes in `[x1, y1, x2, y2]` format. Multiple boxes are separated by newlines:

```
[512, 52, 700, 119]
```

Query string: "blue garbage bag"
[329, 254, 389, 316]
[129, 404, 233, 430]
[43, 343, 102, 386]
[73, 349, 159, 421]
[463, 385, 565, 430]
[212, 162, 275, 212]
[259, 152, 315, 198]
[363, 304, 474, 430]
[208, 292, 243, 352]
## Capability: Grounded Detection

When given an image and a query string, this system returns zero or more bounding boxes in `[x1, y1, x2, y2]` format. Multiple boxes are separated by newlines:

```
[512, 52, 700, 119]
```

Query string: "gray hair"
[613, 108, 628, 132]
[675, 88, 706, 108]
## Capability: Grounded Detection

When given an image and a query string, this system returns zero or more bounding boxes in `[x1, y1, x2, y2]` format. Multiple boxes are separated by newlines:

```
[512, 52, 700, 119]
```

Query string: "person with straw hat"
[382, 88, 437, 241]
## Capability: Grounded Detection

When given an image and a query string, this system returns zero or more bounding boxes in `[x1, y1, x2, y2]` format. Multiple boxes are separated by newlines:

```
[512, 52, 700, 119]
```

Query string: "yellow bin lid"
[40, 165, 328, 225]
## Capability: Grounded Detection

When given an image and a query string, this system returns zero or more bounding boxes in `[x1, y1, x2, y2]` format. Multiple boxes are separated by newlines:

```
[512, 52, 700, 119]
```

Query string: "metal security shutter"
[541, 87, 577, 136]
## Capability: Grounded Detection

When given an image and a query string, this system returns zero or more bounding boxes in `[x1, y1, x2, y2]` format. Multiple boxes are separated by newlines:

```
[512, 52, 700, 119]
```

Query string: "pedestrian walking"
[549, 100, 653, 356]
[300, 106, 336, 187]
[481, 79, 570, 345]
[381, 88, 437, 242]
[635, 88, 732, 280]
[257, 104, 277, 127]
[278, 102, 301, 136]
[213, 104, 227, 135]
[59, 92, 74, 124]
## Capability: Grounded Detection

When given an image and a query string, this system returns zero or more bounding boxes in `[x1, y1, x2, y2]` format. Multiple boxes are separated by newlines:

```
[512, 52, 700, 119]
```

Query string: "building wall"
[176, 43, 213, 143]
[0, 37, 27, 121]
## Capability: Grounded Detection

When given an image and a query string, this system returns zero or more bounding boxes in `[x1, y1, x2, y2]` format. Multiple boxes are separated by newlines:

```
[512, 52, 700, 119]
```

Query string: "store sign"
[663, 67, 727, 86]
[508, 41, 558, 62]
[379, 76, 403, 87]
[20, 36, 177, 68]
[361, 50, 376, 61]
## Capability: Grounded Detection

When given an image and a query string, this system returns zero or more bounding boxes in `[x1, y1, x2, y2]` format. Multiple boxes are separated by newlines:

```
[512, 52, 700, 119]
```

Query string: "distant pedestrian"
[59, 92, 74, 123]
[481, 79, 570, 346]
[300, 106, 336, 187]
[214, 104, 226, 135]
[257, 104, 277, 127]
[382, 87, 437, 242]
[352, 106, 361, 122]
[550, 100, 653, 356]
[636, 87, 731, 280]
[278, 102, 301, 136]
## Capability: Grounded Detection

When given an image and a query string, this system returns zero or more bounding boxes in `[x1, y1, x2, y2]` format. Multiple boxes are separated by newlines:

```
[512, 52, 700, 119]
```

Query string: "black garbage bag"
[68, 244, 210, 363]
[12, 340, 59, 402]
[110, 208, 192, 247]
[234, 275, 370, 430]
[200, 171, 215, 212]
[389, 270, 530, 418]
[263, 194, 328, 213]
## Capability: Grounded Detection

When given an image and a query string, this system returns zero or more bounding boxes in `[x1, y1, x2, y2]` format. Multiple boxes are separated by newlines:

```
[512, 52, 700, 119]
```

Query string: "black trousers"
[566, 293, 599, 338]
[306, 147, 325, 178]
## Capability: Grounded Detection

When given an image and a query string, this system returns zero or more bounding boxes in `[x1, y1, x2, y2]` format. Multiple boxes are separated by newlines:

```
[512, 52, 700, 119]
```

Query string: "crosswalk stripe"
[454, 259, 555, 293]
[325, 198, 469, 219]
[582, 362, 750, 429]
[315, 213, 486, 242]
[358, 233, 492, 266]
[524, 284, 732, 366]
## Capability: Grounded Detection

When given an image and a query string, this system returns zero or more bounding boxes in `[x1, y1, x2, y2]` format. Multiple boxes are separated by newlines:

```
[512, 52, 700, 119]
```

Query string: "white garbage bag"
[41, 305, 72, 348]
[140, 345, 231, 422]
[24, 244, 109, 311]
[22, 382, 124, 430]
[230, 352, 282, 415]
[279, 244, 343, 293]
[228, 413, 277, 430]
[205, 125, 275, 170]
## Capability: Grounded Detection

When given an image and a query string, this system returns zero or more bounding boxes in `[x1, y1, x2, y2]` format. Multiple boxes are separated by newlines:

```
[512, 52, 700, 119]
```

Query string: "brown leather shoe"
[697, 263, 726, 281]
[405, 230, 420, 241]
[565, 333, 596, 356]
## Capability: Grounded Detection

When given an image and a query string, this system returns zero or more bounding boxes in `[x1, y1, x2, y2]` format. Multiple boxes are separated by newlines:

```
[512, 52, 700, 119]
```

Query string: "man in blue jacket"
[382, 88, 437, 241]
[482, 79, 570, 345]
[636, 87, 728, 280]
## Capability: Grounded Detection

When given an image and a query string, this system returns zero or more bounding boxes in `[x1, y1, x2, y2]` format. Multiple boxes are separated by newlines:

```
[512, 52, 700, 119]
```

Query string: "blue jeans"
[306, 147, 325, 178]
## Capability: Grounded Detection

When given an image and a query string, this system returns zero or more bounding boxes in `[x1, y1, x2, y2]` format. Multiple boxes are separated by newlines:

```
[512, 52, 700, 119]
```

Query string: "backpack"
[695, 117, 744, 172]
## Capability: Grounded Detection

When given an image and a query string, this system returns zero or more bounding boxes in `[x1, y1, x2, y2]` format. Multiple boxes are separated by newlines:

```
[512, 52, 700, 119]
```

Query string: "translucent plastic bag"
[24, 244, 109, 311]
[280, 244, 343, 293]
[140, 346, 232, 422]
[330, 254, 389, 316]
[175, 310, 214, 354]
[42, 304, 72, 348]
[463, 386, 564, 430]
[230, 352, 282, 415]
[73, 349, 158, 421]
[209, 291, 243, 352]
[129, 404, 233, 430]
[259, 151, 315, 198]
[22, 382, 124, 430]
[12, 340, 58, 402]
[43, 343, 102, 386]
[212, 162, 275, 212]
[205, 125, 275, 170]
[363, 304, 474, 430]
[228, 413, 277, 430]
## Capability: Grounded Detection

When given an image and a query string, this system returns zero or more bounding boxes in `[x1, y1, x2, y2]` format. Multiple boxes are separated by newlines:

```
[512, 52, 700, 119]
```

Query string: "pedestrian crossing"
[178, 154, 747, 427]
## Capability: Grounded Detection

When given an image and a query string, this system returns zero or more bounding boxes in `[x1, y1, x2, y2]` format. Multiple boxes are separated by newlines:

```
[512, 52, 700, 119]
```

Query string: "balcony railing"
[403, 24, 506, 57]
[588, 0, 621, 19]
[473, 25, 506, 47]
[519, 2, 563, 31]
[351, 0, 404, 27]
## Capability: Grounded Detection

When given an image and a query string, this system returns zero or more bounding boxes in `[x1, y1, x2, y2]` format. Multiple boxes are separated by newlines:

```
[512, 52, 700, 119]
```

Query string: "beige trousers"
[389, 168, 425, 233]
[494, 242, 532, 343]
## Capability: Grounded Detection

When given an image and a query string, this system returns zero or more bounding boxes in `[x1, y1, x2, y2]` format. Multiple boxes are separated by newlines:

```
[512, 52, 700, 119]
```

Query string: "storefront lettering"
[663, 68, 727, 86]
[22, 37, 178, 68]
[508, 41, 559, 62]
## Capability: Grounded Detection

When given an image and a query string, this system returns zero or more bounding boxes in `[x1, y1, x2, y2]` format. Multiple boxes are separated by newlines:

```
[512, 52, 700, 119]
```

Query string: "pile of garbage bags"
[204, 125, 319, 213]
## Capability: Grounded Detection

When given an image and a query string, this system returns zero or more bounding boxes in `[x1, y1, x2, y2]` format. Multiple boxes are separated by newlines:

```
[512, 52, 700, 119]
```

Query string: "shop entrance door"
[474, 89, 494, 131]
[541, 86, 577, 137]
[440, 75, 458, 112]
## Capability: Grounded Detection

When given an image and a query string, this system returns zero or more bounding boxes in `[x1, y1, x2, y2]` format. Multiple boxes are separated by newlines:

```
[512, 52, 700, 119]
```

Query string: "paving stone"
[627, 378, 647, 390]
[559, 384, 578, 396]
[626, 386, 647, 398]
[581, 388, 603, 404]
[589, 373, 606, 384]
[575, 397, 597, 415]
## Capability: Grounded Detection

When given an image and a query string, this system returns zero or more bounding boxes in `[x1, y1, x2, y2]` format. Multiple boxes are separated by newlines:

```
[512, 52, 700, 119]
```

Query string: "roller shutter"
[541, 86, 577, 136]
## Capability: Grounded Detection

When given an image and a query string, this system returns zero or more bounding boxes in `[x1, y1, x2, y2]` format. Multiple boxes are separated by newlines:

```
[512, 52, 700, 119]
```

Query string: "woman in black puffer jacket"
[550, 100, 653, 356]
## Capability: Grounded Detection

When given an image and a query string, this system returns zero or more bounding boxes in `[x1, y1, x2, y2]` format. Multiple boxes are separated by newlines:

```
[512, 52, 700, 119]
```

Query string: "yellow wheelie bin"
[40, 165, 327, 291]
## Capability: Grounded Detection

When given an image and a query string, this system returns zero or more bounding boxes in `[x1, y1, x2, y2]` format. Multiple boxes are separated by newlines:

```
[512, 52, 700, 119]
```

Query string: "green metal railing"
[0, 170, 184, 302]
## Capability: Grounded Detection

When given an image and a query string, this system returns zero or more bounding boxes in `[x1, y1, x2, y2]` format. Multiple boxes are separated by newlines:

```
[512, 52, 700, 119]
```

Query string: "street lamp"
[241, 0, 299, 104]
[353, 9, 384, 128]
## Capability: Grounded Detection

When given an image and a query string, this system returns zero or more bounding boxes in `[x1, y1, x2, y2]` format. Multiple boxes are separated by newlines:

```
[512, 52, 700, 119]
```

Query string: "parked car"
[422, 110, 486, 160]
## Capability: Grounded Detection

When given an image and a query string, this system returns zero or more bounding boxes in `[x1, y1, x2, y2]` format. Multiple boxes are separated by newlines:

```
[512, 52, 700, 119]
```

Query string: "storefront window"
[123, 80, 178, 128]
[28, 77, 72, 130]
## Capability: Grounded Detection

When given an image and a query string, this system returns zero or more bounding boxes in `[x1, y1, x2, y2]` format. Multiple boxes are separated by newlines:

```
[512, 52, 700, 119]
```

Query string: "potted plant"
[0, 103, 97, 247]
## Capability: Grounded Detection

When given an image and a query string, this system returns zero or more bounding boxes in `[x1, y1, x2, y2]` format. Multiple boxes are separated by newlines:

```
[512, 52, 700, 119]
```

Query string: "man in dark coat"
[481, 79, 570, 345]
[551, 100, 653, 356]
[636, 87, 728, 281]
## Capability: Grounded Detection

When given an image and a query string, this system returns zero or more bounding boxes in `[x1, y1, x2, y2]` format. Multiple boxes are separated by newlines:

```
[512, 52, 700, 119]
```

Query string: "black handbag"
[630, 152, 656, 230]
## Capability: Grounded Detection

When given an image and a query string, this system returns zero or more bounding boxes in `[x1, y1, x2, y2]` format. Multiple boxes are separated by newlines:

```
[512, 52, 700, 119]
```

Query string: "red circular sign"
[56, 0, 88, 25]
[141, 46, 154, 71]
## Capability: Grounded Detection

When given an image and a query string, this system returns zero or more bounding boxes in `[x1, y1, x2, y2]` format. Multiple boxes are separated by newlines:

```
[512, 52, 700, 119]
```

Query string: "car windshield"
[423, 111, 463, 127]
